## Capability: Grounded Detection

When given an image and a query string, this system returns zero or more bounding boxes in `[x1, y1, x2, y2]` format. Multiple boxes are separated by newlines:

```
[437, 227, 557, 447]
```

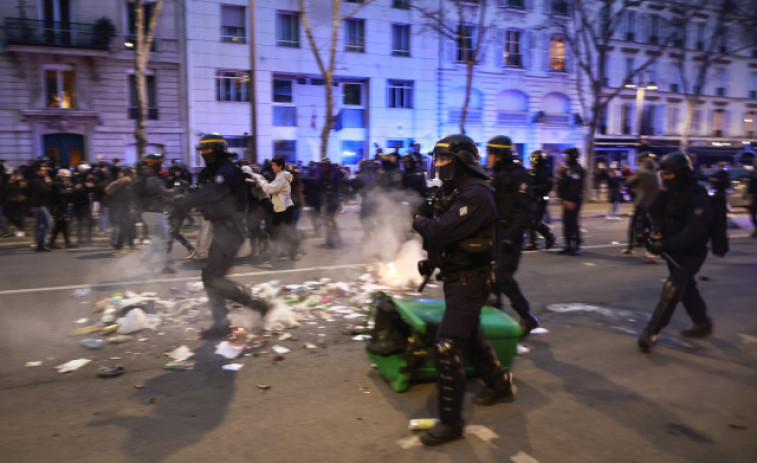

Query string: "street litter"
[530, 327, 549, 335]
[96, 365, 124, 378]
[222, 363, 244, 371]
[408, 418, 438, 431]
[166, 345, 194, 361]
[215, 341, 245, 359]
[353, 334, 369, 341]
[117, 308, 147, 334]
[55, 358, 91, 373]
[69, 324, 104, 336]
[516, 344, 531, 354]
[164, 360, 195, 370]
[80, 338, 105, 349]
[256, 384, 271, 390]
[278, 332, 293, 341]
[303, 343, 318, 349]
[25, 361, 42, 367]
[272, 345, 290, 354]
[74, 318, 89, 324]
[106, 335, 132, 344]
[72, 288, 90, 298]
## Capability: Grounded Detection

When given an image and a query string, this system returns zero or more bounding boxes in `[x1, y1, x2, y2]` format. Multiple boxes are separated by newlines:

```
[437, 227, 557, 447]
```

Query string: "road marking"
[0, 263, 368, 296]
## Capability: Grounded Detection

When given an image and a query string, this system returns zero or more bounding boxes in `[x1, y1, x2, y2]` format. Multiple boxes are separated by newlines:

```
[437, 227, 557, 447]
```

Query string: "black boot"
[680, 319, 713, 338]
[519, 312, 539, 338]
[638, 280, 682, 353]
[200, 323, 232, 340]
[544, 233, 556, 250]
[474, 370, 517, 406]
[637, 328, 658, 353]
[420, 422, 464, 446]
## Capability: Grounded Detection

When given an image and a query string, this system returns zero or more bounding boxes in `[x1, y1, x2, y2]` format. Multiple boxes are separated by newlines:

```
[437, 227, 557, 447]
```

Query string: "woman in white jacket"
[252, 156, 300, 260]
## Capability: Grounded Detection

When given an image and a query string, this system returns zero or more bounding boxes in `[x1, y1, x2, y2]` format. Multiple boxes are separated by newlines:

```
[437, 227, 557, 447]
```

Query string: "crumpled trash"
[116, 308, 147, 334]
[164, 360, 195, 370]
[25, 361, 42, 367]
[215, 341, 245, 359]
[530, 327, 549, 335]
[72, 288, 91, 298]
[55, 358, 92, 373]
[516, 344, 530, 355]
[166, 345, 194, 361]
[96, 365, 124, 378]
[106, 335, 132, 344]
[272, 345, 290, 354]
[222, 363, 244, 371]
[80, 338, 105, 349]
[144, 313, 161, 331]
[69, 324, 104, 336]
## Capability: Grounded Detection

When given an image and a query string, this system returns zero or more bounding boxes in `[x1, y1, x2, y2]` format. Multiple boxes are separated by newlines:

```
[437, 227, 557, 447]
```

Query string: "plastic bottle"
[408, 418, 439, 431]
[80, 338, 105, 349]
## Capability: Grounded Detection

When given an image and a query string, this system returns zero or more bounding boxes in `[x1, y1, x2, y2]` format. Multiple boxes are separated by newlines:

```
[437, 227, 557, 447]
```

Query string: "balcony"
[3, 17, 110, 54]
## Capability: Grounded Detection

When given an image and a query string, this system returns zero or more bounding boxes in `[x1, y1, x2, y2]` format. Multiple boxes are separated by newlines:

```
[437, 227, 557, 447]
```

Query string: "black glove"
[414, 197, 435, 219]
[646, 237, 663, 256]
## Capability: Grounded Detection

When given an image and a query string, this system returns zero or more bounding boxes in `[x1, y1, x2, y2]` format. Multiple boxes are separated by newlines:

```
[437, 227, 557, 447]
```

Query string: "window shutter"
[542, 32, 550, 71]
[445, 23, 456, 63]
[494, 28, 505, 68]
[654, 104, 665, 135]
[523, 30, 531, 69]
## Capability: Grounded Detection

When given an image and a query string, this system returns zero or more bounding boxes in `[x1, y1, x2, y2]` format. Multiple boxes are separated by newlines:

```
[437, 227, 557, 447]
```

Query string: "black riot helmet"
[486, 135, 515, 168]
[197, 133, 228, 166]
[432, 134, 488, 182]
[529, 150, 547, 168]
[563, 147, 580, 165]
[143, 153, 164, 172]
[660, 151, 693, 191]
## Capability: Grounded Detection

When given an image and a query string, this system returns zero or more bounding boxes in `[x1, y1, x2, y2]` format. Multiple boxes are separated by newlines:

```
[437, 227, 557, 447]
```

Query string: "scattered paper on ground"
[215, 341, 244, 360]
[530, 327, 549, 335]
[466, 425, 499, 446]
[55, 358, 91, 373]
[517, 344, 531, 354]
[25, 361, 42, 367]
[166, 345, 194, 361]
[222, 363, 244, 371]
[272, 345, 290, 354]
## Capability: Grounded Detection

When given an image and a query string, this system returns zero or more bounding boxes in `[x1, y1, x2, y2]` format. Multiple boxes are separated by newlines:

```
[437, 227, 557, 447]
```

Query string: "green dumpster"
[365, 292, 521, 392]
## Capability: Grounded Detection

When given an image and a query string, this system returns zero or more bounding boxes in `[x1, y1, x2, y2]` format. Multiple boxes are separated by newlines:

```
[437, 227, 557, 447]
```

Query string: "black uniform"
[639, 153, 713, 352]
[413, 176, 511, 433]
[748, 168, 757, 237]
[527, 163, 555, 249]
[557, 161, 585, 253]
[490, 162, 538, 330]
[176, 156, 266, 335]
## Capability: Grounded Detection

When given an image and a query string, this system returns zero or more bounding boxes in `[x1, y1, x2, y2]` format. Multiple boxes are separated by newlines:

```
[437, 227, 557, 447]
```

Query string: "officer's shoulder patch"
[459, 206, 468, 216]
[215, 174, 225, 184]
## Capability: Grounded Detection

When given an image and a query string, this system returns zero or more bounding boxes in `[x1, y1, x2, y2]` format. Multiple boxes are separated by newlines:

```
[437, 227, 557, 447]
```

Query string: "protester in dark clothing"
[27, 163, 54, 251]
[606, 168, 623, 219]
[105, 167, 136, 253]
[71, 164, 96, 245]
[47, 169, 74, 248]
[289, 163, 306, 229]
[556, 147, 585, 255]
[135, 154, 174, 273]
[352, 160, 381, 240]
[412, 134, 516, 446]
[748, 162, 757, 238]
[4, 170, 28, 234]
[401, 154, 428, 198]
[525, 150, 556, 250]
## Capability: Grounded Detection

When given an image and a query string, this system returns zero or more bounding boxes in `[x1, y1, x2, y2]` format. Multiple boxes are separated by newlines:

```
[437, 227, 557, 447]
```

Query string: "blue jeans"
[31, 207, 51, 249]
[140, 211, 169, 267]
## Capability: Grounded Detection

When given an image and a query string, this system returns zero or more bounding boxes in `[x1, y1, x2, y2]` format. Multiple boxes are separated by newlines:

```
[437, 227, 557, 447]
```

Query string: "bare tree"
[667, 0, 757, 153]
[557, 0, 675, 197]
[297, 0, 378, 160]
[132, 0, 164, 161]
[413, 0, 492, 134]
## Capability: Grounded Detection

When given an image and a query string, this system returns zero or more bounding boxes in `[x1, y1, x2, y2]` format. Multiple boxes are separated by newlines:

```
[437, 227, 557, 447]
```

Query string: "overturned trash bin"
[365, 292, 521, 393]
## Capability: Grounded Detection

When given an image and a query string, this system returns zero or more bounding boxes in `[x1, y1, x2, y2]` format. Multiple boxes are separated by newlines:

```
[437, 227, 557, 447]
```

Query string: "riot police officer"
[557, 147, 585, 255]
[412, 134, 516, 446]
[638, 152, 713, 353]
[525, 150, 556, 251]
[486, 136, 539, 336]
[174, 133, 267, 339]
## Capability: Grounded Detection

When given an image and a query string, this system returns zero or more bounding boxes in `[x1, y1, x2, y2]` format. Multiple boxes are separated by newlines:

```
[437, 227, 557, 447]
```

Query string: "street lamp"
[625, 81, 658, 144]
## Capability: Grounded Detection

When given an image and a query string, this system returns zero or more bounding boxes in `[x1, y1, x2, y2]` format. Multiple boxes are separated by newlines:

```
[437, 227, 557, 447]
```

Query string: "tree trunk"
[321, 73, 334, 160]
[460, 61, 474, 134]
[133, 0, 163, 161]
[679, 98, 696, 154]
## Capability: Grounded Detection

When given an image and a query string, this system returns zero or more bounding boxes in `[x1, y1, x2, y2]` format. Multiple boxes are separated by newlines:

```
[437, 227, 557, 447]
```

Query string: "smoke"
[358, 188, 425, 263]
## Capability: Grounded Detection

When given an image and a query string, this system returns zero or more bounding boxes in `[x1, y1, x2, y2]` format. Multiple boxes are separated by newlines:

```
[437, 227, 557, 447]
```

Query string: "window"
[125, 1, 157, 50]
[128, 74, 158, 119]
[672, 20, 685, 48]
[273, 140, 296, 163]
[624, 56, 635, 85]
[649, 15, 660, 44]
[457, 24, 476, 62]
[750, 72, 757, 99]
[387, 80, 413, 108]
[273, 79, 295, 126]
[226, 136, 249, 148]
[667, 107, 680, 135]
[695, 23, 705, 50]
[745, 111, 756, 137]
[715, 68, 727, 97]
[549, 34, 566, 71]
[713, 109, 725, 137]
[392, 0, 411, 8]
[505, 29, 522, 67]
[221, 5, 246, 43]
[45, 66, 76, 109]
[341, 141, 365, 166]
[392, 24, 410, 56]
[550, 0, 569, 15]
[624, 11, 636, 41]
[691, 109, 701, 135]
[502, 0, 525, 9]
[718, 31, 728, 53]
[620, 103, 633, 135]
[345, 19, 365, 53]
[276, 11, 299, 47]
[273, 79, 293, 103]
[670, 64, 682, 93]
[216, 71, 250, 102]
[343, 83, 362, 106]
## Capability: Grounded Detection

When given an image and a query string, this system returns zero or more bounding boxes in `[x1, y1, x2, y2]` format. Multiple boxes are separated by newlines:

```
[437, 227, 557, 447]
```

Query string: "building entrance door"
[44, 133, 84, 166]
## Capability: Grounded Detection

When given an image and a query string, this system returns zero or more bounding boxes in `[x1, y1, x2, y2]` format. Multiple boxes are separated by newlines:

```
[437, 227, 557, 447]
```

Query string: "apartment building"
[0, 0, 187, 167]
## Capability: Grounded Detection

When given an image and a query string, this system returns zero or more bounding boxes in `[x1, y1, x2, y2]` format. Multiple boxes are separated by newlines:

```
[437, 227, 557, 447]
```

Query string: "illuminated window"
[505, 29, 522, 67]
[549, 34, 566, 71]
[216, 71, 250, 102]
[45, 65, 76, 109]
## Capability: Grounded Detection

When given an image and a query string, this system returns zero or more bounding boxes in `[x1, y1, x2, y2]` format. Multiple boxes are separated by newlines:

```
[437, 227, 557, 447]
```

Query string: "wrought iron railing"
[3, 17, 108, 50]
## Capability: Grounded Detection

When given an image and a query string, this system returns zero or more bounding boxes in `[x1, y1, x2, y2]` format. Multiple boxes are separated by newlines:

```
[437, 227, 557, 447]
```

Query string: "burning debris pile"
[52, 256, 432, 376]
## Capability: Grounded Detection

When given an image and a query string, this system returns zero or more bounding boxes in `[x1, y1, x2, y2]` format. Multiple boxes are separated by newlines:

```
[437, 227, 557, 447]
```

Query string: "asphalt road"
[0, 204, 755, 463]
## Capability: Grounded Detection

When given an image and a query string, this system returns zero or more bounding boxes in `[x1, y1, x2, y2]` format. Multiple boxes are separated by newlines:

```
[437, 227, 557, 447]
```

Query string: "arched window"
[542, 92, 571, 124]
[496, 90, 529, 124]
